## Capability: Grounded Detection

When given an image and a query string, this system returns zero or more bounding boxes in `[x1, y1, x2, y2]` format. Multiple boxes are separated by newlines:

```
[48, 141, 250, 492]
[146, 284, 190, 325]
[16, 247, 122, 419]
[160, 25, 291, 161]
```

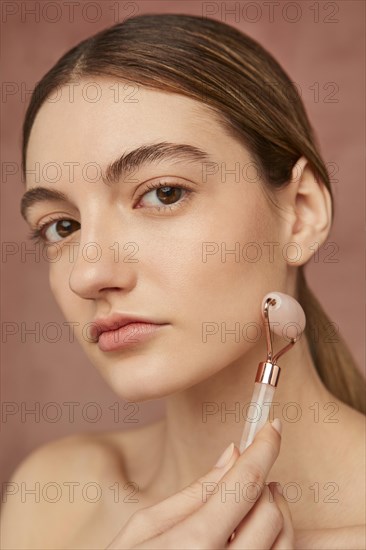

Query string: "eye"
[29, 217, 80, 245]
[136, 181, 193, 211]
[28, 182, 193, 245]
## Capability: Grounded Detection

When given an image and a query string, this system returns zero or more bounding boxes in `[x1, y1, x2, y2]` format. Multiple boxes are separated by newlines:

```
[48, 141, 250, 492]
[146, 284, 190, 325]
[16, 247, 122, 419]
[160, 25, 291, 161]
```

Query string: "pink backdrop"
[1, 0, 364, 498]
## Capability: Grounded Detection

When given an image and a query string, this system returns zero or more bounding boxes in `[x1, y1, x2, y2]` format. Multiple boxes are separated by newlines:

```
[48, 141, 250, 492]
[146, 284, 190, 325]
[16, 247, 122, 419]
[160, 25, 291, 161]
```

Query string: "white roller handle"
[239, 382, 276, 453]
[238, 292, 306, 453]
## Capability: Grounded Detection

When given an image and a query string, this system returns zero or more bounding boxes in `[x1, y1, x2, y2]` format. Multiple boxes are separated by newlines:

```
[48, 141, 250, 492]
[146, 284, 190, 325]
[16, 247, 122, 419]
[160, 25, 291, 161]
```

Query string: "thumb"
[270, 483, 295, 549]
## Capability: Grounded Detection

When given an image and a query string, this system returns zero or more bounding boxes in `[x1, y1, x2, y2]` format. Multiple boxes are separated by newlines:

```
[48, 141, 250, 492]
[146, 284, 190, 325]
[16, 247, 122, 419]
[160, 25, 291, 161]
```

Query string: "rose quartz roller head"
[239, 291, 306, 453]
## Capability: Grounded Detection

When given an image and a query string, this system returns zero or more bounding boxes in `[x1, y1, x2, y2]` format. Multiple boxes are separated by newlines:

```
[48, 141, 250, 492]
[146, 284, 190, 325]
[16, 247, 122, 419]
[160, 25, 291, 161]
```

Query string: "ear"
[281, 156, 332, 266]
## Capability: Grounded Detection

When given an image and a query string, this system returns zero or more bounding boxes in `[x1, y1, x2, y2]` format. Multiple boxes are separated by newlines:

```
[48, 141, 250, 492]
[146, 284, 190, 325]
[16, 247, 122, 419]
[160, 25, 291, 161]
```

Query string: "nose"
[68, 216, 137, 300]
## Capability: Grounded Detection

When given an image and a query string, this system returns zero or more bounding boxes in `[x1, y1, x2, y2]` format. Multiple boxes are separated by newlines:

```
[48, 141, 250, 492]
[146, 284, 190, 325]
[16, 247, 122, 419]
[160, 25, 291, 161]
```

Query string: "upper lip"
[91, 313, 164, 342]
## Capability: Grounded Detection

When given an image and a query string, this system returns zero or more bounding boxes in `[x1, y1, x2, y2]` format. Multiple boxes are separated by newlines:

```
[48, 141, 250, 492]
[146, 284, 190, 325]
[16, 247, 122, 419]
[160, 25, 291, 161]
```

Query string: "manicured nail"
[214, 442, 235, 468]
[275, 483, 283, 496]
[271, 418, 282, 435]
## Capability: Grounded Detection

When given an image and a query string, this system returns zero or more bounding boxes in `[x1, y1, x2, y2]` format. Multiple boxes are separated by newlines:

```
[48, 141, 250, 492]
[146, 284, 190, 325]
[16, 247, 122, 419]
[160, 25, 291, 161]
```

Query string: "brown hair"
[21, 13, 365, 413]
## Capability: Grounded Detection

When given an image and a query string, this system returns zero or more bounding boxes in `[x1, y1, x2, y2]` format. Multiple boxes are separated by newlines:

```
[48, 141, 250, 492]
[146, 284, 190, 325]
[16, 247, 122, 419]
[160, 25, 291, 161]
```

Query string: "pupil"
[157, 187, 181, 205]
[57, 220, 72, 237]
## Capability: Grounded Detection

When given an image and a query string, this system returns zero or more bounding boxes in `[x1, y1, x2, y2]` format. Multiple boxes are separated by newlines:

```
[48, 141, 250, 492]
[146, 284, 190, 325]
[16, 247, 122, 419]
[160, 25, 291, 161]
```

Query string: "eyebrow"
[20, 141, 213, 222]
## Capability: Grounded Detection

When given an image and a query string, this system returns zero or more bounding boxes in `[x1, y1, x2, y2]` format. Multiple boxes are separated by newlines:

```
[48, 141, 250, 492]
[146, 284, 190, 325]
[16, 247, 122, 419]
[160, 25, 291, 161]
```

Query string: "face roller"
[238, 291, 306, 454]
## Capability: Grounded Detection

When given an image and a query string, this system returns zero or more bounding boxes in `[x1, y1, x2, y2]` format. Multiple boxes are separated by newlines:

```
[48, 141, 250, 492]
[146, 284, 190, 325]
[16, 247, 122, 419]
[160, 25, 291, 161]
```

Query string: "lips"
[90, 313, 164, 342]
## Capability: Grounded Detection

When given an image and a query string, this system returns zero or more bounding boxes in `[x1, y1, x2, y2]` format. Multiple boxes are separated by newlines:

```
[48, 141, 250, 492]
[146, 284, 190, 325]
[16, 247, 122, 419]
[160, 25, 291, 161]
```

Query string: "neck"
[156, 335, 336, 494]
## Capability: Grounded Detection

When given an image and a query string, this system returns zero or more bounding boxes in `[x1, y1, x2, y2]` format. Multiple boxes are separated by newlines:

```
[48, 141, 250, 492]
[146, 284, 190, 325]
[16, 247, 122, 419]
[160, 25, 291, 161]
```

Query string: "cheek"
[48, 262, 62, 303]
[144, 195, 284, 344]
[49, 262, 95, 350]
[48, 259, 78, 319]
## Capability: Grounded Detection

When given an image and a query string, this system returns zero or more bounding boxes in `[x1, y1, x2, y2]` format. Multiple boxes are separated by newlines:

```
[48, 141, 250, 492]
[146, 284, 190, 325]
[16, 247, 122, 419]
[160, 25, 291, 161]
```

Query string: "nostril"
[99, 287, 121, 292]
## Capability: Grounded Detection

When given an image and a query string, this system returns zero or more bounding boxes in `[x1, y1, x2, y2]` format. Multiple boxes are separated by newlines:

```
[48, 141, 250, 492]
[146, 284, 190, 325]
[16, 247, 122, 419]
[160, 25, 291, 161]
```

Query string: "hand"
[106, 420, 294, 549]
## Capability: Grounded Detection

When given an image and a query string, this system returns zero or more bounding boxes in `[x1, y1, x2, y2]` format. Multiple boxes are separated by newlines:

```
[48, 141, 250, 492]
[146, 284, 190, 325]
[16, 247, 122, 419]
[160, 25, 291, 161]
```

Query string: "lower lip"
[97, 323, 166, 352]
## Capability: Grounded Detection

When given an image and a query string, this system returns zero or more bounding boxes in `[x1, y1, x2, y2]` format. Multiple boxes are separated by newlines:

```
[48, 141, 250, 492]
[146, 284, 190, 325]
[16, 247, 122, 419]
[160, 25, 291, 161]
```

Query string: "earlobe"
[287, 156, 332, 266]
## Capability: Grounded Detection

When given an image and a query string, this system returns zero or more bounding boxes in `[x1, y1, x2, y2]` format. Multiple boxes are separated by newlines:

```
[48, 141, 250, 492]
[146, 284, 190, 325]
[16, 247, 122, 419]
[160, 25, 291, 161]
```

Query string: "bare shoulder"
[0, 421, 165, 549]
[324, 401, 366, 527]
[0, 432, 127, 550]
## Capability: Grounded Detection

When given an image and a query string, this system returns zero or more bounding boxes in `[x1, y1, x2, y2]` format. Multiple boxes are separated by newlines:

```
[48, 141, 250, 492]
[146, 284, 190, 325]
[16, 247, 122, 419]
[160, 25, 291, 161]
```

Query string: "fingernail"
[214, 442, 234, 468]
[275, 483, 283, 496]
[268, 482, 275, 498]
[268, 482, 282, 498]
[271, 418, 282, 435]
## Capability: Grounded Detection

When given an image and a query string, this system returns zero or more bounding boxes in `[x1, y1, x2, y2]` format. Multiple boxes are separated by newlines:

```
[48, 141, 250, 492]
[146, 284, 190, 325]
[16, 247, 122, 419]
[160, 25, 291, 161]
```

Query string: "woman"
[1, 13, 365, 549]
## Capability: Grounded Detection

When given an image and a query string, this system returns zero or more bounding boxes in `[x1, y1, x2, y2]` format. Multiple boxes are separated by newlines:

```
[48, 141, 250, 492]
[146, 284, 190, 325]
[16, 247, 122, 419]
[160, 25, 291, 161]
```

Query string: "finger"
[271, 483, 295, 549]
[119, 443, 240, 547]
[147, 443, 240, 523]
[229, 483, 283, 549]
[179, 419, 282, 548]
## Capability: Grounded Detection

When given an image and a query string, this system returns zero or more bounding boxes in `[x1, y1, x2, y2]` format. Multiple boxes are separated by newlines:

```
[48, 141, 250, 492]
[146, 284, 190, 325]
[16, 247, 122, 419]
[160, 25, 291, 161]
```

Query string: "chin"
[91, 351, 205, 403]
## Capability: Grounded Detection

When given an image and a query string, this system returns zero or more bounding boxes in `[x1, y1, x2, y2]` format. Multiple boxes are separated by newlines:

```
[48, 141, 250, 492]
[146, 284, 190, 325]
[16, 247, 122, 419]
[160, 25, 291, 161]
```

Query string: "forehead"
[26, 78, 229, 172]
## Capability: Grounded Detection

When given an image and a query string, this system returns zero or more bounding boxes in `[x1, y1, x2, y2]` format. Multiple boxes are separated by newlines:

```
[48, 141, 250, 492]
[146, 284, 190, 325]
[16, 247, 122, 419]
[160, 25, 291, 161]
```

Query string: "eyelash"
[28, 181, 193, 245]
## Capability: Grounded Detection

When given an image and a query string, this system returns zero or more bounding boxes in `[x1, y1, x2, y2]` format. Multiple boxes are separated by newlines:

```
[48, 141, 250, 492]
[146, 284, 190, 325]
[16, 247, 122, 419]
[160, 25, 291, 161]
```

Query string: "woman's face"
[24, 78, 290, 401]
